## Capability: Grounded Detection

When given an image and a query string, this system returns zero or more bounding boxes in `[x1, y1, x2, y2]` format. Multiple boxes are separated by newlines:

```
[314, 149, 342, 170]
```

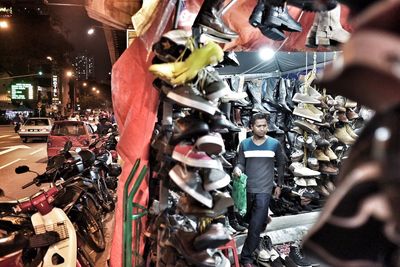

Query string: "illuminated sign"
[11, 83, 34, 100]
[52, 75, 58, 98]
[0, 7, 12, 18]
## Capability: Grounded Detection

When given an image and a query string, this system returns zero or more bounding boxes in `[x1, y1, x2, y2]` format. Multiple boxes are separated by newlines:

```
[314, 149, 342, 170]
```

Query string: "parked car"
[47, 120, 96, 158]
[18, 117, 53, 143]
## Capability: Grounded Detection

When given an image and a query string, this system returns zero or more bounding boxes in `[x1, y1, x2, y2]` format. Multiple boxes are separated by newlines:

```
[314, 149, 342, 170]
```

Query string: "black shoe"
[229, 217, 247, 232]
[208, 112, 241, 133]
[152, 30, 192, 63]
[259, 26, 286, 41]
[287, 0, 337, 11]
[193, 223, 232, 250]
[249, 0, 267, 27]
[170, 115, 209, 146]
[289, 245, 314, 267]
[263, 5, 302, 32]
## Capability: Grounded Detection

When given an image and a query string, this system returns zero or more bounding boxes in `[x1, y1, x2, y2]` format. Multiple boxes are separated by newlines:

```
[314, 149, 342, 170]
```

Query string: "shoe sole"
[169, 168, 213, 208]
[167, 91, 217, 115]
[203, 172, 231, 191]
[172, 150, 220, 169]
[196, 24, 239, 39]
[205, 86, 231, 101]
[292, 94, 321, 105]
[293, 109, 322, 122]
[267, 16, 302, 32]
[195, 134, 225, 155]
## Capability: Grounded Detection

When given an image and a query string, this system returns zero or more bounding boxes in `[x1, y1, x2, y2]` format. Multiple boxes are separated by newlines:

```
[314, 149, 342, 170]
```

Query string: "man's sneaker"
[172, 143, 220, 169]
[293, 104, 323, 122]
[163, 84, 218, 115]
[256, 235, 273, 261]
[198, 68, 231, 101]
[201, 168, 231, 191]
[178, 191, 233, 218]
[293, 119, 319, 135]
[170, 115, 209, 146]
[229, 217, 247, 233]
[292, 186, 320, 200]
[152, 29, 192, 63]
[292, 93, 321, 105]
[169, 164, 213, 208]
[289, 162, 321, 177]
[289, 245, 313, 267]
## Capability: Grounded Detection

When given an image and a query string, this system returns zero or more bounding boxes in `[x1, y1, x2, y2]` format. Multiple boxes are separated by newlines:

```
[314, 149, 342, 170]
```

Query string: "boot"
[263, 4, 302, 32]
[285, 79, 295, 109]
[268, 112, 284, 134]
[260, 25, 286, 41]
[277, 78, 292, 112]
[314, 5, 350, 46]
[233, 108, 243, 127]
[276, 112, 287, 132]
[249, 0, 268, 27]
[246, 81, 269, 114]
[262, 77, 280, 108]
[219, 102, 231, 121]
[287, 0, 337, 11]
[193, 0, 238, 42]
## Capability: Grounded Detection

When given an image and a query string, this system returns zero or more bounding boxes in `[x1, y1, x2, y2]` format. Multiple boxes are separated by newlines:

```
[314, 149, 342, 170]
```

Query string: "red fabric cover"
[109, 12, 162, 267]
[110, 1, 352, 266]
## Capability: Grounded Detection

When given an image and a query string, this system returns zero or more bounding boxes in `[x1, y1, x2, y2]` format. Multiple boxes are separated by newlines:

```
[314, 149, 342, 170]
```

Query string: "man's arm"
[236, 141, 246, 172]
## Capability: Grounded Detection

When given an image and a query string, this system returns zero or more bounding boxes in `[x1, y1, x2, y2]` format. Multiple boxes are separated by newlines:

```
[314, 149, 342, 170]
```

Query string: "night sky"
[47, 0, 111, 83]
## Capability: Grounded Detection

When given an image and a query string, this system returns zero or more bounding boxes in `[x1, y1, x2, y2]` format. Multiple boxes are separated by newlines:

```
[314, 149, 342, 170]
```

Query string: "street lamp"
[0, 20, 9, 29]
[92, 87, 96, 91]
[87, 25, 117, 35]
[96, 90, 100, 94]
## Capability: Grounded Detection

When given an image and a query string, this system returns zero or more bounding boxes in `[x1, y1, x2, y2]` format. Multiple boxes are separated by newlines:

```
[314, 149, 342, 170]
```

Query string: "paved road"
[0, 125, 48, 199]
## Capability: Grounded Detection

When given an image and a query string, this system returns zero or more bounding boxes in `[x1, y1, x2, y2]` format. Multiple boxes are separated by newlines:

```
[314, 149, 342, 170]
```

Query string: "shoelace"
[293, 247, 305, 260]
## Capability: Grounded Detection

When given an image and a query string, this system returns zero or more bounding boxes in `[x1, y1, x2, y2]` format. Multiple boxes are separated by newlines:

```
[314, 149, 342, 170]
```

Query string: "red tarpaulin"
[110, 1, 351, 266]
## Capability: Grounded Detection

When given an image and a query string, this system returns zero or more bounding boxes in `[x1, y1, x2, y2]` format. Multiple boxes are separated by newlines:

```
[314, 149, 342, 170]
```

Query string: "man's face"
[251, 118, 268, 138]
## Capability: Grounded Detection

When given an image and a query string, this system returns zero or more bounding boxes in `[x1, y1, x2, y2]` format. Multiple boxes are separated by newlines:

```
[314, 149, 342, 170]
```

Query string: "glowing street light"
[83, 82, 87, 87]
[66, 71, 73, 77]
[96, 90, 100, 94]
[87, 28, 95, 35]
[0, 20, 9, 29]
[92, 87, 96, 91]
[46, 56, 53, 61]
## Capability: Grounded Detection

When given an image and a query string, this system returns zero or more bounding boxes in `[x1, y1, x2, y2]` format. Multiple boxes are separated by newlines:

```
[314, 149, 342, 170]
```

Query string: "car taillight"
[41, 129, 48, 132]
[20, 129, 26, 132]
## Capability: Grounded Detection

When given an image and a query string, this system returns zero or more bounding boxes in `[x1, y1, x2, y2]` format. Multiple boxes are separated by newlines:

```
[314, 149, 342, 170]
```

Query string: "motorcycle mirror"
[15, 165, 30, 174]
[64, 140, 73, 151]
[0, 188, 4, 197]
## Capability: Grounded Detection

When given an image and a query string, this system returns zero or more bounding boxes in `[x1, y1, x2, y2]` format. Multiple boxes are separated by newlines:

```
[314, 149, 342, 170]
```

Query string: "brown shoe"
[319, 162, 339, 175]
[334, 127, 355, 145]
[345, 124, 359, 139]
[324, 146, 338, 161]
[346, 108, 359, 120]
[335, 110, 349, 123]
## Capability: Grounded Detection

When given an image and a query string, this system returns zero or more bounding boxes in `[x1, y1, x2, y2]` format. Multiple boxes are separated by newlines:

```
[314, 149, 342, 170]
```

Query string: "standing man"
[234, 113, 285, 267]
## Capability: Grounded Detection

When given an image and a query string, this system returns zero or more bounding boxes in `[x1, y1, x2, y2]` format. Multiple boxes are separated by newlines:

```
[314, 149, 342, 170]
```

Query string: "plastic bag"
[232, 173, 247, 216]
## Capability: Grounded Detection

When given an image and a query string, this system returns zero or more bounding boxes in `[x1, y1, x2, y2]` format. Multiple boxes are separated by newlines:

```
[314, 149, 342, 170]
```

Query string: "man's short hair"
[250, 112, 269, 126]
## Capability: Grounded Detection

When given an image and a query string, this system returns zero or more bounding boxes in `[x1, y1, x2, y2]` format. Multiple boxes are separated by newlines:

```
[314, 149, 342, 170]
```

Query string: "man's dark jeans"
[240, 192, 271, 264]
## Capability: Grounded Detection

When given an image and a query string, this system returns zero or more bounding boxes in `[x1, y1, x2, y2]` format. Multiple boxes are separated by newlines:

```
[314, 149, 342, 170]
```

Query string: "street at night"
[0, 125, 47, 199]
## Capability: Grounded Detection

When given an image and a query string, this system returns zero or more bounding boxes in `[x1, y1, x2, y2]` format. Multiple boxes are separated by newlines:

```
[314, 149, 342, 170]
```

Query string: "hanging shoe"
[263, 5, 302, 32]
[314, 5, 350, 46]
[249, 0, 268, 27]
[260, 25, 286, 41]
[287, 0, 337, 11]
[149, 41, 224, 85]
[152, 29, 192, 63]
[192, 0, 238, 43]
[277, 78, 292, 112]
[197, 68, 231, 101]
[246, 81, 270, 114]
